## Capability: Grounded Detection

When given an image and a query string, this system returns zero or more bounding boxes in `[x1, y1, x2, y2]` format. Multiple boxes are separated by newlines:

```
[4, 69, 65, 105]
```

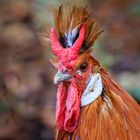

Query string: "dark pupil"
[80, 62, 88, 72]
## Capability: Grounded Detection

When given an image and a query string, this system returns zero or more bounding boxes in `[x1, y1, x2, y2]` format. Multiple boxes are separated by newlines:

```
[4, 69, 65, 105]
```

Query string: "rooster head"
[49, 4, 103, 132]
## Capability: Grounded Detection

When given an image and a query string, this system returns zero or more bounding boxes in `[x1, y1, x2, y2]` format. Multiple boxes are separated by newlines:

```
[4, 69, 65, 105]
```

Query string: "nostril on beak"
[61, 68, 68, 73]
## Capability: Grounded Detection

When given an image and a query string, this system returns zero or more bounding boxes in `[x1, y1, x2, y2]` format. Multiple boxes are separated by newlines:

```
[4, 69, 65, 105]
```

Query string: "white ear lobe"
[81, 73, 103, 107]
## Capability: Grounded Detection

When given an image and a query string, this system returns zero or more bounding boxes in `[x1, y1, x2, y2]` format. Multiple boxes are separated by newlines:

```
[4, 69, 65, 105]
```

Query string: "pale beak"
[54, 71, 72, 84]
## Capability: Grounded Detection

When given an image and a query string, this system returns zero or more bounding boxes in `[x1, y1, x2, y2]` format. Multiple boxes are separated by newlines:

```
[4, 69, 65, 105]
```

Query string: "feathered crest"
[54, 4, 103, 54]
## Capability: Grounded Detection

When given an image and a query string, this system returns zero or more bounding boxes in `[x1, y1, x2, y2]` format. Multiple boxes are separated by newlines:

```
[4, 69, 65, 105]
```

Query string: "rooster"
[43, 4, 140, 140]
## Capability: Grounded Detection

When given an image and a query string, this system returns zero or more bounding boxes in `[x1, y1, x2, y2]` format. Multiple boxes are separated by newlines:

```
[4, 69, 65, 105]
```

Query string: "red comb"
[50, 24, 86, 68]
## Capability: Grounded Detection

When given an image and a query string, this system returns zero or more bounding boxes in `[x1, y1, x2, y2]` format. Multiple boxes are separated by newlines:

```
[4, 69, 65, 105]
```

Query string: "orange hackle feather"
[55, 58, 140, 140]
[42, 4, 140, 140]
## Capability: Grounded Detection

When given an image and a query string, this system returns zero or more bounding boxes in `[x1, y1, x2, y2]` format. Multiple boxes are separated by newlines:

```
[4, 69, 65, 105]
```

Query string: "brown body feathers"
[45, 4, 140, 140]
[56, 60, 140, 140]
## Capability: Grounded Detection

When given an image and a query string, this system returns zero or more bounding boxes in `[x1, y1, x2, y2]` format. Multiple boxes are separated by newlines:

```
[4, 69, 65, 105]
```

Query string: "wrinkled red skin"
[50, 24, 86, 68]
[56, 79, 82, 132]
[55, 62, 92, 132]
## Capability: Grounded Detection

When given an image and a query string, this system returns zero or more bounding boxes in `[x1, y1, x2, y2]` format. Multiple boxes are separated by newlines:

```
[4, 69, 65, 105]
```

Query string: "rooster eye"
[79, 62, 88, 72]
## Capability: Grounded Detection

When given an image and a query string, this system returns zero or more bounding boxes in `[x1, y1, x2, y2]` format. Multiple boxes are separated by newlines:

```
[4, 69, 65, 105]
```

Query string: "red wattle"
[56, 83, 67, 128]
[56, 79, 82, 132]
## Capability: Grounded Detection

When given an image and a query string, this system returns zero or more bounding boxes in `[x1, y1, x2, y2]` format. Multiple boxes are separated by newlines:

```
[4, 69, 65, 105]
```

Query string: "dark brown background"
[0, 0, 139, 139]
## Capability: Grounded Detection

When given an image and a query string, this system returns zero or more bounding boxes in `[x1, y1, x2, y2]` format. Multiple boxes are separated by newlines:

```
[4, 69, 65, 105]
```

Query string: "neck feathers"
[56, 67, 140, 140]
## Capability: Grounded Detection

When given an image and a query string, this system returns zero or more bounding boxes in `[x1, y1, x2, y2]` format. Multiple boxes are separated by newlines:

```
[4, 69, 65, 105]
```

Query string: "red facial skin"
[56, 60, 92, 132]
[50, 23, 91, 132]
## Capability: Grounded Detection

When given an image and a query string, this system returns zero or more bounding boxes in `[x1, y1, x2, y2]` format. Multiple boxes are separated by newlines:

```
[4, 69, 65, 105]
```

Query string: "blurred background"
[0, 0, 139, 139]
